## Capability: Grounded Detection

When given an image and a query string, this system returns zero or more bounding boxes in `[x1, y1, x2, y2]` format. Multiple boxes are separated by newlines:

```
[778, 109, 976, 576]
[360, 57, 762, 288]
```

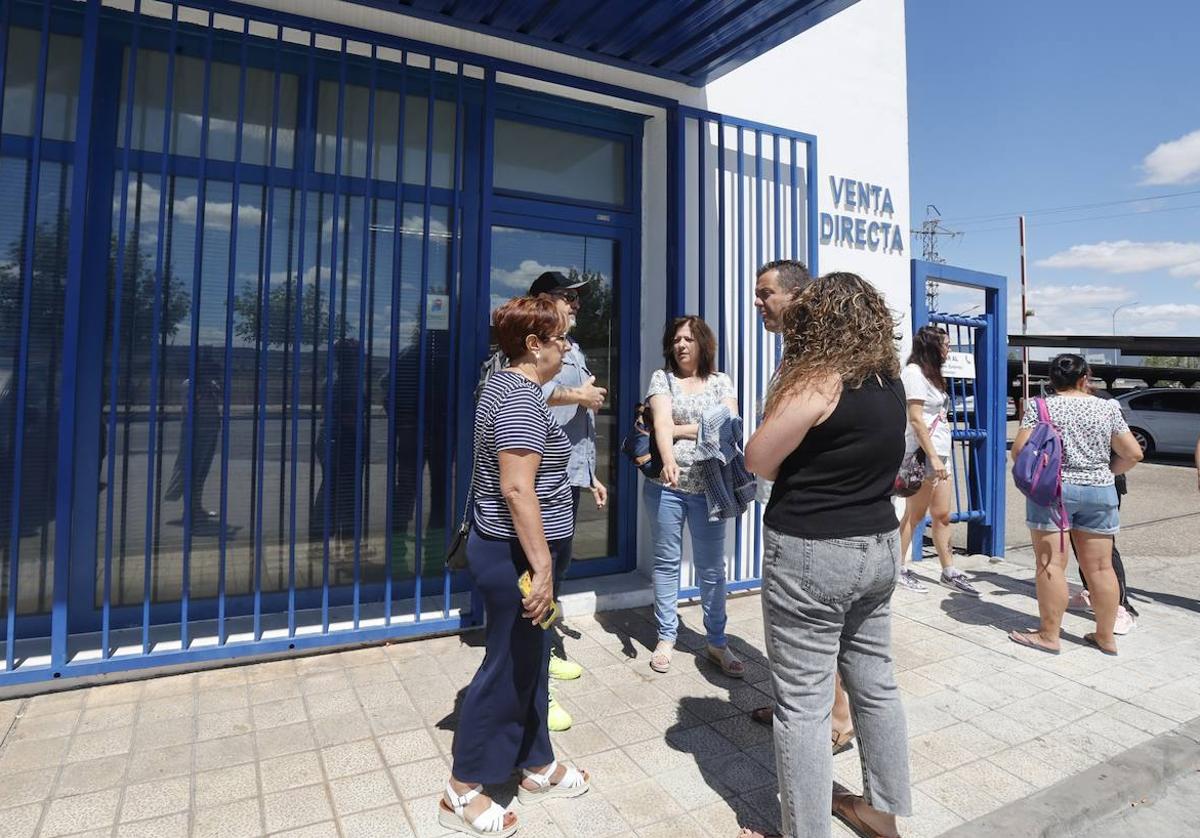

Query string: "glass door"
[488, 219, 630, 574]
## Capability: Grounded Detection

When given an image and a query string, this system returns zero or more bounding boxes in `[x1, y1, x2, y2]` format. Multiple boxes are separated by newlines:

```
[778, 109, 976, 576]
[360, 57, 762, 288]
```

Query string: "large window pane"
[315, 81, 456, 186]
[489, 227, 618, 563]
[118, 49, 298, 168]
[0, 158, 72, 616]
[2, 28, 82, 141]
[494, 119, 625, 205]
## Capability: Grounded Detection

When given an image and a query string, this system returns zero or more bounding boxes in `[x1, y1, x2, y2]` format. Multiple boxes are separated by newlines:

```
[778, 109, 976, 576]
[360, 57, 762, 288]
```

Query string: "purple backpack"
[1012, 398, 1065, 528]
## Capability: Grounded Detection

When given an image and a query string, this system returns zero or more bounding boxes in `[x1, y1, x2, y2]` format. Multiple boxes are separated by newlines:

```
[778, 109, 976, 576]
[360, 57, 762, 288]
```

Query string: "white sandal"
[706, 643, 745, 678]
[650, 641, 674, 673]
[438, 783, 517, 838]
[516, 759, 590, 805]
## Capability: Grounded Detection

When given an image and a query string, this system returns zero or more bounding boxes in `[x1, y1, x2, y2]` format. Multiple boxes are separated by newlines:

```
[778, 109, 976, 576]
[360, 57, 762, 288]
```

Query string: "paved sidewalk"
[2, 552, 1200, 838]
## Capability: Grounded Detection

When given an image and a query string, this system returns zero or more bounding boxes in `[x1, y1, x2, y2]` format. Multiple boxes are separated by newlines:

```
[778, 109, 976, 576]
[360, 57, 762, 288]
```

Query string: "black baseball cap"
[528, 270, 589, 297]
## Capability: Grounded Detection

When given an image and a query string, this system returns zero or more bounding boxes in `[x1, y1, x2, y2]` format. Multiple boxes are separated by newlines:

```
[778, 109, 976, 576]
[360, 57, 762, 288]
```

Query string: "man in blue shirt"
[528, 271, 608, 732]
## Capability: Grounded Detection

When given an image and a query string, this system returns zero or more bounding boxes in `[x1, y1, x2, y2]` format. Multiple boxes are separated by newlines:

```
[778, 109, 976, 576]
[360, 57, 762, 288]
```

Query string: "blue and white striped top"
[472, 370, 574, 540]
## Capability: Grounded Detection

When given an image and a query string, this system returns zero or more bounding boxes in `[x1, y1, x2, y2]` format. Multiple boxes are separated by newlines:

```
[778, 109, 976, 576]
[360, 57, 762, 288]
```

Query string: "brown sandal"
[832, 727, 856, 756]
[832, 794, 899, 838]
[750, 706, 774, 726]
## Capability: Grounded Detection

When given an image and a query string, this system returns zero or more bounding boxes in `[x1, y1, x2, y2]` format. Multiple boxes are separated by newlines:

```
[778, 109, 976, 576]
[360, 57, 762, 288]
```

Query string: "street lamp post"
[1111, 301, 1139, 336]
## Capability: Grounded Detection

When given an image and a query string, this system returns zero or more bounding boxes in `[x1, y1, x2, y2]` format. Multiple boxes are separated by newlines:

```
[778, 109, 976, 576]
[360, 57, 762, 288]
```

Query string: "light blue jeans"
[643, 480, 728, 647]
[761, 526, 911, 838]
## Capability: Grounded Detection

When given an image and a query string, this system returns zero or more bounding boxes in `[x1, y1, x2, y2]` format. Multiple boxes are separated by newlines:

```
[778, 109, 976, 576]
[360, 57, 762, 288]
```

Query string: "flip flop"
[1084, 633, 1119, 656]
[831, 793, 899, 838]
[1008, 630, 1060, 655]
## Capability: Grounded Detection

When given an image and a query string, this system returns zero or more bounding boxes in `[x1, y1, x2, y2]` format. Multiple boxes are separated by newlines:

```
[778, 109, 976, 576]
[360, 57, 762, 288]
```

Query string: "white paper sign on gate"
[942, 351, 976, 379]
[426, 294, 450, 331]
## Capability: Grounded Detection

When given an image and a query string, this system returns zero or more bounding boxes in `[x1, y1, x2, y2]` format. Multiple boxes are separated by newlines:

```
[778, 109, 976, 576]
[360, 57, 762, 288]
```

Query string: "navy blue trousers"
[451, 531, 569, 784]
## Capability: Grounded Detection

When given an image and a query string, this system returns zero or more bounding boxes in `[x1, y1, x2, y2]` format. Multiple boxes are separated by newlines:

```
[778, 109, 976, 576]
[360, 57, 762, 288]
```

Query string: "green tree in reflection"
[568, 267, 611, 351]
[232, 279, 341, 348]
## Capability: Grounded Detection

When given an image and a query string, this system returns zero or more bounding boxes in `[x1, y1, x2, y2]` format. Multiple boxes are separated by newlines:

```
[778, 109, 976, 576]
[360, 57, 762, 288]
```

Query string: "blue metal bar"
[733, 126, 744, 584]
[752, 129, 764, 584]
[773, 133, 781, 261]
[141, 2, 180, 656]
[665, 106, 686, 319]
[384, 52, 409, 626]
[216, 18, 252, 647]
[103, 0, 144, 661]
[413, 59, 438, 622]
[716, 118, 725, 373]
[696, 116, 705, 322]
[180, 12, 217, 652]
[443, 64, 465, 620]
[350, 46, 380, 630]
[50, 0, 102, 672]
[930, 313, 988, 328]
[0, 613, 470, 689]
[287, 35, 318, 638]
[6, 0, 52, 674]
[253, 24, 285, 642]
[789, 137, 798, 261]
[321, 40, 351, 634]
[806, 137, 818, 276]
[463, 68, 497, 625]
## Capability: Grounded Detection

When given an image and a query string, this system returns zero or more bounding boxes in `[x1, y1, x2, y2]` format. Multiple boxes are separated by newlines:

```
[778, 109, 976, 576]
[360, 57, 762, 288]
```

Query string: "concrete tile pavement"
[2, 552, 1199, 837]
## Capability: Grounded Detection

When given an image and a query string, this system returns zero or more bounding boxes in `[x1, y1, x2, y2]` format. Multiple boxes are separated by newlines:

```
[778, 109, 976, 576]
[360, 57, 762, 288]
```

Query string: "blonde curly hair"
[764, 272, 900, 417]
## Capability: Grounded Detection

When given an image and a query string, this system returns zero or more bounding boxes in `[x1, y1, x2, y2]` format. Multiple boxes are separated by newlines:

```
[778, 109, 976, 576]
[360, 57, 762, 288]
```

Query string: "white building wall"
[217, 0, 911, 586]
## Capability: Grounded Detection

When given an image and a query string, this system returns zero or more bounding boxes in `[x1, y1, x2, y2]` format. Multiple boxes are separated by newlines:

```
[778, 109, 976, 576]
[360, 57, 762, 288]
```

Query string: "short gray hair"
[756, 259, 811, 293]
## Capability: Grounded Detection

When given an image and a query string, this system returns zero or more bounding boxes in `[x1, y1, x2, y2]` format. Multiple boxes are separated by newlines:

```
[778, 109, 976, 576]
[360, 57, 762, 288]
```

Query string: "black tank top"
[763, 375, 906, 539]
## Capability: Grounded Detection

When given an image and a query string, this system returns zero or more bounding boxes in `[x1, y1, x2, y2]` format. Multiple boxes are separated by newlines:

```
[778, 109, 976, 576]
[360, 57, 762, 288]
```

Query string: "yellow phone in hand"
[517, 571, 560, 630]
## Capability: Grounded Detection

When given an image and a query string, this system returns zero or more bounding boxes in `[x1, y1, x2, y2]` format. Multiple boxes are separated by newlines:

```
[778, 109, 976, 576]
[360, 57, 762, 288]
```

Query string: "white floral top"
[646, 369, 736, 495]
[1020, 395, 1130, 486]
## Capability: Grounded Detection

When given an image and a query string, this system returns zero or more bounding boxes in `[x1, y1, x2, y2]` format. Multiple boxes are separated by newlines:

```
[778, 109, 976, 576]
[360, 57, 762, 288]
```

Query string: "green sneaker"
[548, 689, 572, 732]
[548, 652, 583, 681]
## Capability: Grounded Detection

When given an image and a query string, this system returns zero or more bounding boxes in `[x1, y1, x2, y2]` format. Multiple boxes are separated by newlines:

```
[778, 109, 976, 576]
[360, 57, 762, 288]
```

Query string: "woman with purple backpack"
[1009, 354, 1143, 656]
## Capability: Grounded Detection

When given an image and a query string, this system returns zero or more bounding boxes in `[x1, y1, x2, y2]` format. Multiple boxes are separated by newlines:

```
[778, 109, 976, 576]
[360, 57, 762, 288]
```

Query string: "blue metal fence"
[909, 259, 1008, 560]
[0, 0, 495, 687]
[667, 107, 819, 596]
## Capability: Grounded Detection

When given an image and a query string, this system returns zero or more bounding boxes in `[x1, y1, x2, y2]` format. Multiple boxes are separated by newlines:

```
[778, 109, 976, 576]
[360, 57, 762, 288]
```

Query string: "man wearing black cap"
[527, 270, 608, 732]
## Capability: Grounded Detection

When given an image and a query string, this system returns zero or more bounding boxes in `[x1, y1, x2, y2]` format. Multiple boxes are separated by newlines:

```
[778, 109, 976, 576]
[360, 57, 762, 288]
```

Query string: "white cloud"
[1124, 303, 1200, 320]
[1028, 284, 1135, 305]
[489, 259, 569, 297]
[1140, 128, 1200, 185]
[1036, 240, 1200, 276]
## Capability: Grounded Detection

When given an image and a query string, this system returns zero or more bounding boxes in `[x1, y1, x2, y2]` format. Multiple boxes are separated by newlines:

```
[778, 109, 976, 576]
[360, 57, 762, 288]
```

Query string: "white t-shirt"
[901, 363, 952, 457]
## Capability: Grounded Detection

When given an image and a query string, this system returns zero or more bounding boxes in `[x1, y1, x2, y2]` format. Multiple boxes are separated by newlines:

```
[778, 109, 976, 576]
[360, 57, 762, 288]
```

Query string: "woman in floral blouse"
[644, 316, 744, 677]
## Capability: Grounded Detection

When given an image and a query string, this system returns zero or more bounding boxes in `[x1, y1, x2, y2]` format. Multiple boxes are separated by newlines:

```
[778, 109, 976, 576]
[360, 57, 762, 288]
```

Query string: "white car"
[1115, 388, 1200, 456]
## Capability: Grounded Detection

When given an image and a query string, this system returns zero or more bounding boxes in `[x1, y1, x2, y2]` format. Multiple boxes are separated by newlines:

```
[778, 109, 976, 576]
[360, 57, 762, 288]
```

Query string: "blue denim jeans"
[643, 480, 728, 646]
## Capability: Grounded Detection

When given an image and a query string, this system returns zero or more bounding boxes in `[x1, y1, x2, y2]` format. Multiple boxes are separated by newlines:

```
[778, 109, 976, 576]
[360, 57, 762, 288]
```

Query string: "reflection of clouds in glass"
[113, 180, 264, 247]
[489, 259, 569, 299]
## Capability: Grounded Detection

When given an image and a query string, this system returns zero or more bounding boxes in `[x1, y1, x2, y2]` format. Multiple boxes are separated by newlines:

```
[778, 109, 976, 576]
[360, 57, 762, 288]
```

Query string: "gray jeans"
[761, 526, 912, 838]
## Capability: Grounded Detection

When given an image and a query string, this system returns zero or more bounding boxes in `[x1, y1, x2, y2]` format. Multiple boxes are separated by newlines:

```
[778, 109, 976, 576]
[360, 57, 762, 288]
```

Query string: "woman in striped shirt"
[440, 296, 590, 838]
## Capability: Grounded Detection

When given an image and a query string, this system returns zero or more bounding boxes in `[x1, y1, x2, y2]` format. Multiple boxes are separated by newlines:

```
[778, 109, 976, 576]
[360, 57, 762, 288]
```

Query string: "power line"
[937, 188, 1200, 227]
[942, 201, 1200, 236]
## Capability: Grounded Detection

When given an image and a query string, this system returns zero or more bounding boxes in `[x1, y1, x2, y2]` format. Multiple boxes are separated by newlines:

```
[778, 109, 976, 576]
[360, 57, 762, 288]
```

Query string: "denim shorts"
[1026, 482, 1119, 535]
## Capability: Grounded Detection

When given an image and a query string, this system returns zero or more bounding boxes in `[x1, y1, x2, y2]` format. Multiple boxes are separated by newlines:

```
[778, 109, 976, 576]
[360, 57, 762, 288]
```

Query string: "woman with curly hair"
[742, 273, 911, 838]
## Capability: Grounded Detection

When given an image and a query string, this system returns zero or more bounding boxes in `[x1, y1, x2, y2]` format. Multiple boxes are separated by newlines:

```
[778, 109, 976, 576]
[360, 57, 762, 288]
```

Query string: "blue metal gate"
[667, 106, 819, 595]
[909, 259, 1008, 559]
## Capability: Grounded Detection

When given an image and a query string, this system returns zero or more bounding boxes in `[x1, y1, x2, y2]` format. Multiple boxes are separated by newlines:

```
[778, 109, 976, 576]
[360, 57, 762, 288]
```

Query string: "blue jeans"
[644, 480, 728, 646]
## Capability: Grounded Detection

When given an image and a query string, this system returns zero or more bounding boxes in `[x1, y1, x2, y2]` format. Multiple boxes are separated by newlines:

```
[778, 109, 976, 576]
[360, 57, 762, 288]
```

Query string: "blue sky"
[906, 0, 1200, 338]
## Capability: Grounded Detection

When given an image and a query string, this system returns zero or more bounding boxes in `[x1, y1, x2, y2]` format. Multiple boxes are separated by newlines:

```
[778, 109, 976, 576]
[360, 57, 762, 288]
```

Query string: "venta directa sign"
[819, 175, 904, 255]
